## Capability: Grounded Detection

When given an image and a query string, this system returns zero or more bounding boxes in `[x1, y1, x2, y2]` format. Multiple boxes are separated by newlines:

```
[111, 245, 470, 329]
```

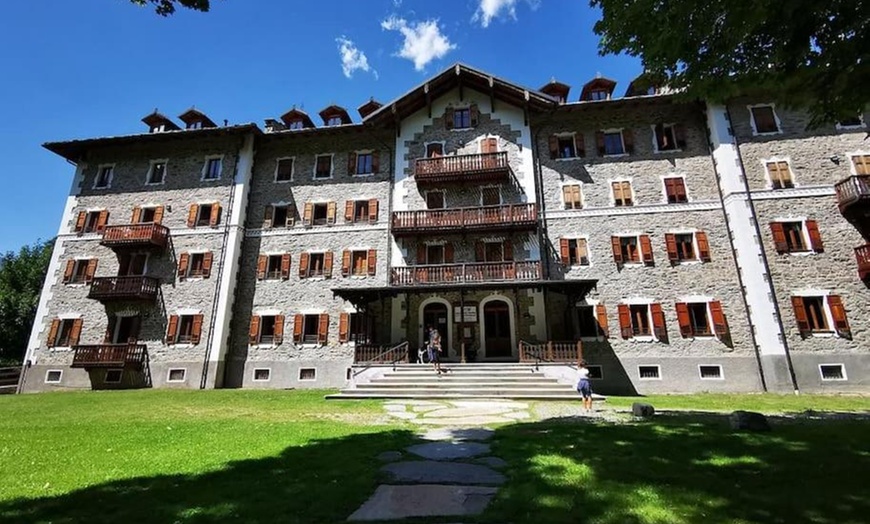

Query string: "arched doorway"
[420, 300, 451, 357]
[482, 299, 513, 358]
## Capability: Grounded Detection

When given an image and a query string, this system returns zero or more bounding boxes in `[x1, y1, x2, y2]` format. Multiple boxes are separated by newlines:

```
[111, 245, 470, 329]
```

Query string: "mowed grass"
[603, 392, 870, 414]
[0, 390, 868, 524]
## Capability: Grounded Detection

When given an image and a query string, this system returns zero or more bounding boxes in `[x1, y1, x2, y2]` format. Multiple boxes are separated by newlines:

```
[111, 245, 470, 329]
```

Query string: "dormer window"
[288, 120, 304, 130]
[150, 124, 165, 133]
[95, 166, 113, 189]
[453, 108, 471, 129]
[327, 116, 342, 126]
[590, 90, 609, 101]
[188, 121, 203, 130]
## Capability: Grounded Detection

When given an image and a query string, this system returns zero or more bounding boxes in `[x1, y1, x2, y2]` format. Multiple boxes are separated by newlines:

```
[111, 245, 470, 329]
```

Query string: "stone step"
[328, 391, 588, 400]
[364, 381, 563, 388]
[374, 371, 544, 378]
[338, 387, 577, 396]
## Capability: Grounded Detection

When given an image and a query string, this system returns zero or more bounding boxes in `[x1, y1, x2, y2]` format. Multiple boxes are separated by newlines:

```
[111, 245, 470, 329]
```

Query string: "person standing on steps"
[429, 326, 445, 375]
[576, 360, 593, 411]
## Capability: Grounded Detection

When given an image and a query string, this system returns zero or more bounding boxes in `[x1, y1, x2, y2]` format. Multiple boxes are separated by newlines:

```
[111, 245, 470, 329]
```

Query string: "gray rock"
[377, 451, 403, 462]
[406, 441, 490, 460]
[474, 456, 508, 469]
[420, 428, 495, 441]
[730, 410, 771, 432]
[632, 402, 655, 418]
[347, 484, 498, 521]
[382, 460, 505, 485]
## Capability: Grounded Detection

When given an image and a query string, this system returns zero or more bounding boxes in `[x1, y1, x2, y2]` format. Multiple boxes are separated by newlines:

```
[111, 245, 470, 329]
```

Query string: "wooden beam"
[424, 83, 431, 119]
[488, 76, 495, 113]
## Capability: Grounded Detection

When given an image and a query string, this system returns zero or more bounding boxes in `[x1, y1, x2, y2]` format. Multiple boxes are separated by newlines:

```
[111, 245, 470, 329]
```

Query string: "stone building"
[20, 64, 869, 394]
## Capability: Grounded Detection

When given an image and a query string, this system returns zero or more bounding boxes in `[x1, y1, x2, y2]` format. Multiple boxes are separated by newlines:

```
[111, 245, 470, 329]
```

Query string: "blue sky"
[0, 0, 641, 254]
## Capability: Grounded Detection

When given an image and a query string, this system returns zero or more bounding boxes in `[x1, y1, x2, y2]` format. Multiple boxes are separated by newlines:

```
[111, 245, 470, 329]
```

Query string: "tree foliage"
[0, 240, 53, 364]
[130, 0, 211, 16]
[591, 0, 870, 127]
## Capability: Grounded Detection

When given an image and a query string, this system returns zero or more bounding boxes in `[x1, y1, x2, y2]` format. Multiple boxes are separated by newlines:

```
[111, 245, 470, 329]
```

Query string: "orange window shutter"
[273, 315, 285, 345]
[341, 250, 351, 277]
[303, 203, 313, 225]
[248, 315, 261, 344]
[595, 131, 606, 156]
[561, 185, 571, 205]
[318, 313, 329, 344]
[187, 205, 198, 228]
[324, 251, 334, 277]
[326, 201, 337, 224]
[46, 319, 60, 347]
[63, 260, 75, 283]
[293, 314, 304, 343]
[298, 252, 310, 278]
[791, 296, 810, 337]
[611, 236, 623, 264]
[209, 203, 221, 226]
[177, 253, 190, 278]
[368, 199, 379, 223]
[371, 151, 380, 173]
[344, 200, 354, 222]
[165, 315, 179, 344]
[69, 319, 83, 346]
[622, 129, 635, 154]
[640, 235, 654, 264]
[281, 253, 291, 279]
[675, 302, 692, 337]
[559, 239, 570, 265]
[74, 211, 86, 233]
[202, 252, 213, 278]
[770, 223, 788, 253]
[264, 205, 274, 228]
[191, 315, 203, 344]
[596, 304, 609, 338]
[338, 313, 349, 343]
[367, 249, 377, 276]
[696, 232, 711, 262]
[444, 107, 454, 130]
[85, 259, 98, 283]
[674, 124, 687, 149]
[548, 135, 559, 159]
[709, 301, 728, 337]
[347, 152, 357, 175]
[470, 104, 479, 127]
[574, 133, 585, 157]
[665, 234, 678, 262]
[805, 220, 824, 252]
[153, 206, 164, 224]
[827, 295, 851, 339]
[445, 243, 455, 263]
[256, 254, 267, 280]
[617, 304, 632, 339]
[96, 210, 109, 232]
[131, 206, 142, 224]
[651, 303, 667, 341]
[417, 244, 427, 264]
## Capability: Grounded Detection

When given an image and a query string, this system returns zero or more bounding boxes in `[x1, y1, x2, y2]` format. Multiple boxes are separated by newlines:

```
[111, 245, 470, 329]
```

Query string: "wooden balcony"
[101, 223, 170, 251]
[857, 244, 870, 283]
[519, 340, 583, 365]
[392, 203, 537, 236]
[88, 276, 160, 302]
[835, 175, 870, 230]
[71, 344, 147, 369]
[414, 152, 510, 185]
[391, 261, 541, 286]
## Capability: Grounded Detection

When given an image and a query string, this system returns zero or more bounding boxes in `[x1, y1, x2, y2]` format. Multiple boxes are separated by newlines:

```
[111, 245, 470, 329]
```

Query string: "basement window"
[819, 364, 846, 381]
[638, 365, 661, 380]
[167, 369, 187, 383]
[105, 369, 123, 384]
[253, 368, 271, 382]
[699, 365, 723, 380]
[299, 368, 317, 381]
[45, 370, 63, 383]
[587, 365, 603, 380]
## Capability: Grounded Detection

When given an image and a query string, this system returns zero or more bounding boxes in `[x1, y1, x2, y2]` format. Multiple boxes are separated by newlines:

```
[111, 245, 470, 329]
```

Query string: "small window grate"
[167, 368, 186, 382]
[45, 370, 62, 383]
[299, 368, 317, 381]
[638, 365, 660, 379]
[699, 365, 723, 379]
[105, 369, 123, 384]
[819, 365, 846, 381]
[253, 368, 271, 382]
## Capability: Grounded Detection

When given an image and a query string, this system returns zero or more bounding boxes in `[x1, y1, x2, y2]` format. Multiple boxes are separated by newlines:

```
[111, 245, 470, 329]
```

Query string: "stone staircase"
[327, 362, 589, 400]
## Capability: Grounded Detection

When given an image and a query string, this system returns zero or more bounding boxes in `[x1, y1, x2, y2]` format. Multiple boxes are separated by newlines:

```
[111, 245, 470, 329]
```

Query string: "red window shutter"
[696, 232, 711, 262]
[770, 223, 788, 253]
[264, 205, 274, 228]
[324, 251, 334, 278]
[153, 206, 164, 225]
[209, 203, 221, 226]
[191, 315, 203, 344]
[640, 235, 654, 264]
[675, 302, 692, 337]
[806, 220, 824, 252]
[611, 236, 623, 264]
[651, 303, 667, 341]
[444, 107, 454, 130]
[187, 205, 198, 227]
[84, 259, 98, 283]
[622, 129, 635, 154]
[318, 313, 329, 344]
[341, 250, 351, 277]
[299, 252, 310, 278]
[273, 315, 285, 345]
[131, 206, 142, 224]
[74, 211, 86, 233]
[595, 131, 606, 156]
[368, 199, 379, 223]
[709, 301, 728, 337]
[69, 318, 83, 346]
[475, 242, 485, 262]
[559, 239, 571, 265]
[63, 260, 75, 283]
[827, 295, 851, 339]
[249, 315, 261, 344]
[417, 244, 426, 264]
[665, 234, 678, 262]
[596, 304, 609, 338]
[674, 124, 687, 149]
[548, 135, 559, 159]
[339, 313, 350, 343]
[96, 210, 109, 232]
[445, 243, 455, 263]
[303, 203, 313, 226]
[326, 202, 337, 224]
[367, 249, 377, 276]
[202, 252, 213, 278]
[177, 253, 190, 278]
[470, 104, 479, 127]
[293, 314, 304, 343]
[503, 240, 513, 261]
[347, 152, 357, 175]
[344, 200, 354, 222]
[791, 296, 810, 337]
[617, 304, 632, 339]
[372, 151, 380, 173]
[281, 253, 291, 280]
[46, 319, 60, 347]
[165, 315, 179, 344]
[574, 133, 585, 157]
[256, 254, 267, 280]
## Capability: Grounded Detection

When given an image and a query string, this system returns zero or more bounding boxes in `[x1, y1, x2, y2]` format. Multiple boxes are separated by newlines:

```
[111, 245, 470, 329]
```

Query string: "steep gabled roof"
[178, 108, 217, 129]
[579, 76, 617, 101]
[357, 98, 383, 119]
[141, 111, 180, 132]
[539, 79, 571, 102]
[319, 105, 353, 126]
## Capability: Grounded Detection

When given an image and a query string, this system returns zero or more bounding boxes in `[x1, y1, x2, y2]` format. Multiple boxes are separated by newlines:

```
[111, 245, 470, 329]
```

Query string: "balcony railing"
[101, 223, 170, 250]
[519, 340, 583, 365]
[835, 175, 870, 212]
[71, 344, 147, 369]
[391, 261, 541, 286]
[88, 276, 160, 302]
[414, 152, 510, 184]
[392, 203, 537, 236]
[856, 244, 870, 282]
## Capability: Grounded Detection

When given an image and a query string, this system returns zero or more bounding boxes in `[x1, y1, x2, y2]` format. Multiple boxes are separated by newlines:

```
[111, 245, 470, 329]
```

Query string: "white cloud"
[381, 16, 456, 71]
[336, 37, 376, 79]
[392, 0, 402, 6]
[472, 0, 540, 28]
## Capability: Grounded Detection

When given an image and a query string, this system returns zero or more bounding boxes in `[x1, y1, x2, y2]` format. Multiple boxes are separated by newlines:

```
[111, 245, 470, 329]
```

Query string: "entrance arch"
[419, 297, 452, 356]
[479, 295, 516, 360]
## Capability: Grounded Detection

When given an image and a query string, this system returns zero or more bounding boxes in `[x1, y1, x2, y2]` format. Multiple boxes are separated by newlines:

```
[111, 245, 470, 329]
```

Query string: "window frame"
[480, 185, 502, 206]
[674, 232, 699, 263]
[313, 154, 334, 179]
[576, 303, 604, 340]
[686, 302, 714, 337]
[565, 237, 590, 267]
[698, 365, 724, 381]
[104, 368, 123, 384]
[651, 123, 681, 153]
[453, 107, 472, 129]
[306, 252, 327, 278]
[617, 235, 643, 265]
[818, 364, 847, 381]
[201, 155, 224, 181]
[602, 129, 627, 156]
[252, 368, 272, 382]
[661, 175, 689, 203]
[349, 250, 370, 277]
[425, 141, 445, 158]
[763, 158, 796, 189]
[68, 258, 93, 285]
[196, 203, 215, 228]
[555, 133, 578, 159]
[301, 315, 321, 344]
[354, 151, 374, 176]
[185, 251, 209, 279]
[637, 365, 661, 381]
[747, 104, 782, 136]
[299, 368, 317, 381]
[848, 153, 870, 176]
[791, 292, 848, 338]
[561, 183, 583, 210]
[264, 254, 285, 281]
[45, 370, 63, 383]
[166, 368, 187, 383]
[835, 115, 865, 131]
[274, 157, 295, 182]
[145, 159, 168, 186]
[94, 164, 114, 189]
[610, 179, 634, 207]
[425, 190, 447, 209]
[52, 318, 80, 348]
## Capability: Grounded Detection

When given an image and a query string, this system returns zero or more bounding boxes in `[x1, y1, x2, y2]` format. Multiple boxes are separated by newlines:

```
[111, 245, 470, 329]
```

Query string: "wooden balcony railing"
[835, 175, 870, 212]
[856, 244, 870, 282]
[88, 276, 160, 302]
[392, 203, 537, 235]
[414, 152, 510, 184]
[71, 344, 148, 369]
[353, 341, 411, 364]
[391, 261, 541, 286]
[519, 340, 583, 366]
[101, 223, 170, 250]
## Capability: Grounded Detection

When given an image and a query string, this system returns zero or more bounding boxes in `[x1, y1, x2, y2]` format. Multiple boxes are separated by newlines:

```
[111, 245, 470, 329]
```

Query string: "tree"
[130, 0, 212, 16]
[591, 0, 870, 127]
[0, 240, 53, 364]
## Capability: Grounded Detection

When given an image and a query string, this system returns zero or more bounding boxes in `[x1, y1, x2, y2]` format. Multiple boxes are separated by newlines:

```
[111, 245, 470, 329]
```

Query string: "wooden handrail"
[353, 341, 410, 374]
[391, 261, 541, 286]
[71, 344, 148, 368]
[102, 223, 169, 248]
[415, 151, 508, 179]
[392, 203, 537, 232]
[89, 276, 160, 299]
[835, 175, 870, 208]
[519, 340, 583, 370]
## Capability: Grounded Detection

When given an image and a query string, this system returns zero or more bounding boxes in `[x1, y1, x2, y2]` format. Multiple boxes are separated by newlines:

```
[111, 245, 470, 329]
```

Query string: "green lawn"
[0, 390, 868, 524]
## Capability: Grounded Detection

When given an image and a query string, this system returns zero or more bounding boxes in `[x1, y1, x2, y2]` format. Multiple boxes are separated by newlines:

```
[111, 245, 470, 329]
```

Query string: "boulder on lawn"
[730, 410, 771, 432]
[632, 402, 655, 418]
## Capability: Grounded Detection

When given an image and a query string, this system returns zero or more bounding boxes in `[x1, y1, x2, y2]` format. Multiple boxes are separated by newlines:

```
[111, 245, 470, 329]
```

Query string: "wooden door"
[483, 301, 511, 357]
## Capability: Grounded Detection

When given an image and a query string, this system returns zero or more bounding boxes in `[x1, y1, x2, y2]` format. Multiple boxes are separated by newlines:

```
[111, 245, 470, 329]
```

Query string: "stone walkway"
[383, 399, 531, 425]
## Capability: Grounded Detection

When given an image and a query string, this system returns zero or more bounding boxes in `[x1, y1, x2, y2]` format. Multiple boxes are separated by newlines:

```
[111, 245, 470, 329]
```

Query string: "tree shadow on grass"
[484, 414, 870, 524]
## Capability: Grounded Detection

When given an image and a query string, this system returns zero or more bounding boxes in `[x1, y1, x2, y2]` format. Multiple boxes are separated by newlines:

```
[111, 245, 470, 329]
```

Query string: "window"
[250, 315, 283, 345]
[589, 89, 609, 101]
[196, 204, 216, 227]
[616, 236, 641, 263]
[791, 295, 851, 338]
[346, 199, 378, 224]
[749, 105, 780, 134]
[480, 137, 498, 154]
[603, 132, 625, 155]
[165, 314, 203, 345]
[299, 368, 317, 380]
[425, 244, 445, 264]
[699, 365, 723, 380]
[577, 306, 602, 338]
[265, 204, 294, 228]
[688, 303, 711, 335]
[638, 365, 660, 380]
[45, 370, 62, 383]
[203, 157, 222, 180]
[484, 241, 504, 262]
[295, 313, 328, 344]
[426, 191, 445, 209]
[653, 124, 683, 152]
[63, 259, 96, 285]
[557, 136, 576, 158]
[771, 221, 823, 254]
[629, 305, 651, 337]
[426, 143, 444, 157]
[355, 153, 373, 175]
[676, 233, 696, 261]
[766, 161, 794, 189]
[327, 116, 342, 126]
[819, 364, 846, 381]
[453, 108, 471, 129]
[253, 368, 271, 382]
[618, 303, 667, 340]
[851, 155, 870, 175]
[562, 185, 582, 210]
[265, 255, 284, 280]
[664, 177, 688, 203]
[257, 253, 290, 281]
[104, 369, 123, 384]
[343, 250, 374, 277]
[167, 369, 186, 382]
[346, 313, 371, 343]
[147, 162, 166, 185]
[95, 166, 113, 188]
[312, 203, 329, 225]
[315, 155, 332, 178]
[481, 186, 501, 206]
[560, 238, 589, 266]
[179, 252, 212, 279]
[47, 318, 81, 348]
[783, 222, 806, 252]
[612, 181, 633, 206]
[587, 366, 603, 379]
[301, 252, 329, 278]
[288, 120, 304, 130]
[136, 206, 162, 224]
[74, 210, 108, 234]
[837, 116, 864, 129]
[275, 158, 294, 181]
